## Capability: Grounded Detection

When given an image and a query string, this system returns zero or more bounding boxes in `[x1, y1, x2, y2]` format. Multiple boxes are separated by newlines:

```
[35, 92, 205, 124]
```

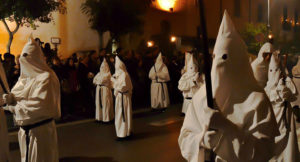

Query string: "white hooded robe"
[178, 11, 279, 162]
[178, 54, 203, 114]
[265, 52, 300, 162]
[111, 56, 133, 138]
[93, 58, 114, 122]
[4, 36, 61, 162]
[251, 42, 273, 88]
[0, 60, 10, 162]
[292, 56, 300, 107]
[149, 53, 170, 109]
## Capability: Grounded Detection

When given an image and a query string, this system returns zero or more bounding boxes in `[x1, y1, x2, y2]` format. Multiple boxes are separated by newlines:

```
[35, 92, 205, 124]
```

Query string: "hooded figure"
[111, 56, 133, 138]
[292, 56, 300, 108]
[251, 42, 273, 88]
[0, 60, 10, 162]
[178, 11, 279, 162]
[93, 58, 114, 122]
[178, 54, 203, 114]
[149, 53, 170, 109]
[2, 36, 61, 162]
[265, 52, 300, 161]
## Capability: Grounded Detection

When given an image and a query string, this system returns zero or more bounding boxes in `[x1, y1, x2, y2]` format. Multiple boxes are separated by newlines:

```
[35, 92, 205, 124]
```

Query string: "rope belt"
[20, 118, 54, 162]
[185, 97, 192, 100]
[119, 91, 129, 123]
[156, 82, 166, 101]
[98, 85, 105, 109]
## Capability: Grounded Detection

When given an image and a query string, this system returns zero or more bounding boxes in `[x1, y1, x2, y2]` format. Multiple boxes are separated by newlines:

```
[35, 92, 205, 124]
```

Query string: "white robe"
[149, 54, 170, 109]
[265, 52, 300, 161]
[179, 11, 279, 162]
[0, 109, 9, 162]
[93, 59, 114, 122]
[292, 57, 300, 107]
[4, 37, 60, 162]
[112, 56, 133, 138]
[266, 79, 300, 162]
[178, 56, 202, 114]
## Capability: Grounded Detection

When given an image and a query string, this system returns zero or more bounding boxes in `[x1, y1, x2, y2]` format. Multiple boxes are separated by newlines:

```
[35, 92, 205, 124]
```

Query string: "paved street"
[7, 104, 300, 162]
[8, 105, 186, 162]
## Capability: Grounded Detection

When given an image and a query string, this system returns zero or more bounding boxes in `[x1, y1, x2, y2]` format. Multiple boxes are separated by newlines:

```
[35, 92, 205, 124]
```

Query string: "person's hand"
[201, 130, 222, 150]
[0, 96, 5, 106]
[277, 79, 293, 101]
[3, 93, 16, 106]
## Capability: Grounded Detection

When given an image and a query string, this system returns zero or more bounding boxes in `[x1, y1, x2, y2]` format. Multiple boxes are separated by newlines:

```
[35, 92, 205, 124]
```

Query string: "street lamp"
[170, 36, 177, 43]
[147, 41, 154, 47]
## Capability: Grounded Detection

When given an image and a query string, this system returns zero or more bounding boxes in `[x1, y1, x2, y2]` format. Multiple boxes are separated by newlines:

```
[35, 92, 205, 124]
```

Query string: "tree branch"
[1, 19, 12, 34]
[12, 21, 20, 34]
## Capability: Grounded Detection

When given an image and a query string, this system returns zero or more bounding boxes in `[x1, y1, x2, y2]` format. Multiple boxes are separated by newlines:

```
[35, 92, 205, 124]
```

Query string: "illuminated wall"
[0, 0, 100, 58]
[0, 13, 59, 55]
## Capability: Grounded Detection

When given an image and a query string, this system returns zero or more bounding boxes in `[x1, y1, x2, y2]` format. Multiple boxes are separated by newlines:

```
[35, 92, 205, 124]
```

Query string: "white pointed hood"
[210, 10, 259, 109]
[19, 35, 52, 78]
[115, 56, 127, 75]
[182, 52, 192, 74]
[93, 58, 112, 86]
[265, 51, 281, 92]
[292, 56, 300, 77]
[99, 58, 110, 75]
[154, 52, 164, 70]
[186, 54, 198, 75]
[251, 42, 273, 87]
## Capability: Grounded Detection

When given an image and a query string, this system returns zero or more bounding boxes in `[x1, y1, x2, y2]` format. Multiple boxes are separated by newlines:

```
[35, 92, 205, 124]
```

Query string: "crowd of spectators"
[0, 39, 191, 121]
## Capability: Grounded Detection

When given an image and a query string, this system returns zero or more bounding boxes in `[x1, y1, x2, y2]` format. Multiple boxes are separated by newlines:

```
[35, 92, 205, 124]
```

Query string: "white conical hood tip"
[100, 58, 110, 73]
[115, 56, 127, 73]
[156, 52, 163, 64]
[187, 54, 198, 74]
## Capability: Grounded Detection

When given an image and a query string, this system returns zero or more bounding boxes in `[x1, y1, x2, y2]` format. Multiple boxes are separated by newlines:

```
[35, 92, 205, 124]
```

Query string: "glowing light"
[147, 41, 154, 47]
[170, 36, 177, 42]
[268, 34, 273, 39]
[157, 0, 176, 12]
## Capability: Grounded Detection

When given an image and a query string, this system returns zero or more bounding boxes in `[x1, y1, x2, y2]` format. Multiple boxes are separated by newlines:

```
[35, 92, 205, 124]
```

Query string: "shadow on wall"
[60, 156, 118, 162]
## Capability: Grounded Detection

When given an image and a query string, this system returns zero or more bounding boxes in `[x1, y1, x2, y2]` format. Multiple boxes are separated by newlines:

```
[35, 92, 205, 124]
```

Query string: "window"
[234, 0, 241, 17]
[257, 4, 263, 22]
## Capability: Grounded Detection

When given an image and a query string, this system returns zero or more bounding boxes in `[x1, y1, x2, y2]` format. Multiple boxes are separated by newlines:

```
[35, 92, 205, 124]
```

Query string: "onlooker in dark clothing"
[11, 55, 21, 87]
[88, 50, 100, 75]
[3, 53, 16, 88]
[43, 43, 56, 64]
[77, 54, 94, 116]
